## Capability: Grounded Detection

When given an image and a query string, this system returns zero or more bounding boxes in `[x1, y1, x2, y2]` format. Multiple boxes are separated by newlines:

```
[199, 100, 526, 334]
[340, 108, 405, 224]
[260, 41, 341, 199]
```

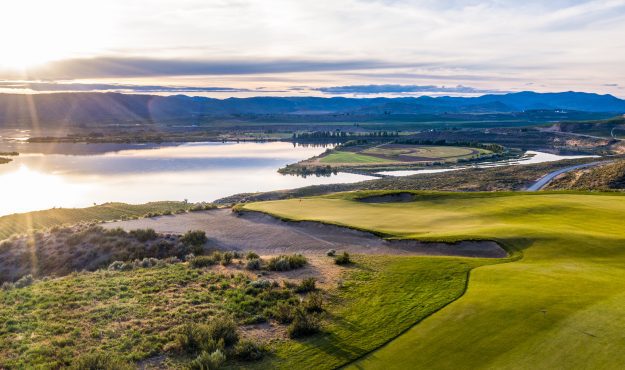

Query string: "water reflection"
[0, 142, 373, 216]
[377, 151, 599, 177]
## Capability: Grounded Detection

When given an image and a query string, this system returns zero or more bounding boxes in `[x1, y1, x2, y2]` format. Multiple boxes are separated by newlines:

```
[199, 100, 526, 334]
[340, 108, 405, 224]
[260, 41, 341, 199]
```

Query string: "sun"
[0, 0, 112, 70]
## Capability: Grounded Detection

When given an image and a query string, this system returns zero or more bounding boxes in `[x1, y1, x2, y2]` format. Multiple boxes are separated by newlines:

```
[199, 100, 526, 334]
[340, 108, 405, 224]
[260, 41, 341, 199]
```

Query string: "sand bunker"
[104, 209, 507, 258]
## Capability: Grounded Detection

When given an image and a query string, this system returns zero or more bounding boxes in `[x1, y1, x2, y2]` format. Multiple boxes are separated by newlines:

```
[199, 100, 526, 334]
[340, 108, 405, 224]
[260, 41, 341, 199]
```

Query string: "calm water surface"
[377, 151, 598, 176]
[0, 141, 372, 216]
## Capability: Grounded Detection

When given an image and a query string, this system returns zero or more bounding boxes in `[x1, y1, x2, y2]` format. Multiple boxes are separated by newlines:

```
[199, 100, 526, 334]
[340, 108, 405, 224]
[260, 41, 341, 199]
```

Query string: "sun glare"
[0, 165, 91, 214]
[0, 1, 111, 70]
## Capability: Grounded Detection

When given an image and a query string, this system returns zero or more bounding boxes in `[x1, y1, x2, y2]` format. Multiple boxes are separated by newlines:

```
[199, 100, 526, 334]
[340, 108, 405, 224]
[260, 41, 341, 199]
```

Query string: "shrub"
[295, 277, 317, 293]
[233, 340, 266, 361]
[303, 292, 323, 313]
[245, 258, 262, 270]
[246, 251, 259, 260]
[167, 324, 225, 355]
[249, 279, 271, 289]
[70, 352, 133, 370]
[267, 254, 307, 271]
[14, 274, 34, 289]
[206, 317, 239, 346]
[189, 349, 226, 370]
[106, 227, 127, 237]
[182, 230, 208, 246]
[164, 256, 181, 264]
[190, 202, 216, 212]
[326, 249, 336, 257]
[221, 251, 234, 266]
[267, 257, 290, 271]
[211, 251, 223, 262]
[270, 302, 295, 324]
[334, 252, 351, 265]
[287, 308, 321, 338]
[242, 315, 266, 325]
[189, 244, 205, 256]
[129, 228, 158, 242]
[134, 257, 159, 268]
[108, 261, 133, 271]
[190, 256, 217, 268]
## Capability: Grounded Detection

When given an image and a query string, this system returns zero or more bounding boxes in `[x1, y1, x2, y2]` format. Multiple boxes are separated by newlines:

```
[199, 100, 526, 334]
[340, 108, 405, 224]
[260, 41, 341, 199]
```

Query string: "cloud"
[341, 72, 521, 82]
[19, 57, 409, 80]
[315, 84, 508, 94]
[0, 81, 262, 93]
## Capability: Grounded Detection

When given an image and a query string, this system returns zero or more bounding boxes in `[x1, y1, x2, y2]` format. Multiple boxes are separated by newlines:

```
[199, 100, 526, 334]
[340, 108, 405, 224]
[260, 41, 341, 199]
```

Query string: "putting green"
[245, 192, 625, 369]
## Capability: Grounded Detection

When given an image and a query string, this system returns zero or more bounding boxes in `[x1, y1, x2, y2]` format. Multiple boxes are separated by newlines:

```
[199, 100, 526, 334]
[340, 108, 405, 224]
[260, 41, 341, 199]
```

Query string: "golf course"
[319, 144, 488, 165]
[244, 191, 625, 369]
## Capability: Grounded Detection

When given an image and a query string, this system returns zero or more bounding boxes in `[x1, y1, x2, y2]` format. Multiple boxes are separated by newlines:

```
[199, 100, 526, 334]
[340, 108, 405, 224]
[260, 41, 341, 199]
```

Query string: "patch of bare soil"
[104, 209, 507, 258]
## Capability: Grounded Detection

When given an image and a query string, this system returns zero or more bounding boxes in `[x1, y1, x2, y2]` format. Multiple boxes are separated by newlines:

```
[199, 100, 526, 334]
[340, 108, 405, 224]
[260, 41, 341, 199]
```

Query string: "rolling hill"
[0, 91, 623, 127]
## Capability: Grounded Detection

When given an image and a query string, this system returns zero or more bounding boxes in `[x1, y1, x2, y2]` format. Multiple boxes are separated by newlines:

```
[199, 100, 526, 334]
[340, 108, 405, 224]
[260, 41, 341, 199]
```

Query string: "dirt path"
[103, 209, 506, 258]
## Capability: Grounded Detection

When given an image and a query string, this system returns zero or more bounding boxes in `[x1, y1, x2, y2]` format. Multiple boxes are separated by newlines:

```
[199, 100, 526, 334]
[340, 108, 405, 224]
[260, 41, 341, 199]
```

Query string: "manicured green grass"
[0, 201, 191, 240]
[245, 191, 625, 369]
[319, 151, 393, 164]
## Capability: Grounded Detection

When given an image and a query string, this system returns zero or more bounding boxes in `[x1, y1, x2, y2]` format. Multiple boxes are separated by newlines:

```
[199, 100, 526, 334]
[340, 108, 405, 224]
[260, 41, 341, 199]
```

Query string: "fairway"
[316, 144, 489, 167]
[245, 192, 625, 369]
[362, 145, 479, 159]
[319, 151, 393, 164]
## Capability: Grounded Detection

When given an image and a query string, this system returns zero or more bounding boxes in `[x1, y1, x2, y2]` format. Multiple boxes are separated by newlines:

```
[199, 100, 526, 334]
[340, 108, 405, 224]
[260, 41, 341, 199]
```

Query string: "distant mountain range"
[0, 91, 624, 127]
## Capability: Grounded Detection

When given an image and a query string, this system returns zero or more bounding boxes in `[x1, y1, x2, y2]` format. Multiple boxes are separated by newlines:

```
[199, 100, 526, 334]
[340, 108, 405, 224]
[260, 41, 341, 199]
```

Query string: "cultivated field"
[245, 191, 625, 369]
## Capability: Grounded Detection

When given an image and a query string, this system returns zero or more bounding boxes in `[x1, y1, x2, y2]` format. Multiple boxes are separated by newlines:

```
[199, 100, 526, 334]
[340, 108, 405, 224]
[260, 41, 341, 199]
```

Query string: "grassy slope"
[0, 254, 493, 369]
[0, 263, 293, 368]
[0, 201, 501, 369]
[319, 151, 393, 164]
[0, 202, 191, 240]
[545, 159, 625, 190]
[260, 255, 497, 369]
[245, 191, 625, 369]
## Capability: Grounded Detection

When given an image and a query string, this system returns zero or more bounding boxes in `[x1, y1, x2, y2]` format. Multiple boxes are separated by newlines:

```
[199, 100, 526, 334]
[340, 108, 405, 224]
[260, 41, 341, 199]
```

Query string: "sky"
[0, 0, 624, 98]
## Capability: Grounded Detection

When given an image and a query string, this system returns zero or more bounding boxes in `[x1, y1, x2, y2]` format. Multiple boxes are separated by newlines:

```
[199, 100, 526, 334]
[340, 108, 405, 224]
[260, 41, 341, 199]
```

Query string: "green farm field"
[244, 191, 625, 369]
